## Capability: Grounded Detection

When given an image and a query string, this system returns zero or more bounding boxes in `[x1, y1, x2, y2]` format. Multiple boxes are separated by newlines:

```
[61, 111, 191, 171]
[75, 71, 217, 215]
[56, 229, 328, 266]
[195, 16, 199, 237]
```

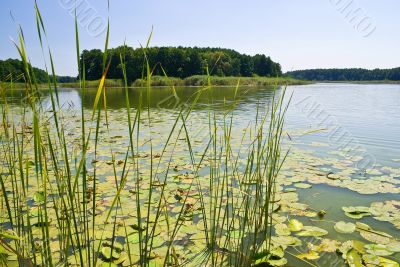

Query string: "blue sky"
[0, 0, 399, 76]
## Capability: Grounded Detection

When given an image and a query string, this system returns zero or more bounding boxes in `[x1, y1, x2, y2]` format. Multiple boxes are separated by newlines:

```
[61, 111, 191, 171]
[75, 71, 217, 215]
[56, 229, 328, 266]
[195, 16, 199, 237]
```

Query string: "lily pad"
[378, 257, 400, 267]
[360, 231, 392, 245]
[102, 247, 121, 260]
[271, 235, 302, 246]
[254, 246, 287, 266]
[33, 191, 46, 203]
[297, 251, 319, 260]
[294, 183, 312, 189]
[315, 239, 341, 253]
[346, 249, 363, 267]
[362, 254, 380, 265]
[296, 226, 328, 237]
[342, 206, 371, 219]
[334, 221, 356, 234]
[364, 244, 393, 256]
[265, 258, 287, 266]
[288, 219, 303, 232]
[274, 223, 291, 236]
[356, 222, 393, 244]
[387, 242, 400, 253]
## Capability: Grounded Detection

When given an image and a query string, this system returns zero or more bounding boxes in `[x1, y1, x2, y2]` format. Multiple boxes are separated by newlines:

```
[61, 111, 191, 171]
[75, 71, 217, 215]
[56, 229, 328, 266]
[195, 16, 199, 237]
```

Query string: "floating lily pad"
[346, 249, 363, 267]
[254, 246, 287, 266]
[288, 219, 303, 232]
[127, 233, 140, 244]
[360, 231, 392, 245]
[113, 252, 129, 265]
[364, 244, 393, 256]
[265, 258, 287, 266]
[356, 223, 393, 245]
[103, 241, 123, 251]
[342, 206, 371, 219]
[296, 226, 328, 237]
[387, 242, 400, 253]
[378, 257, 400, 267]
[315, 239, 341, 253]
[327, 173, 340, 180]
[297, 251, 319, 260]
[271, 235, 302, 246]
[294, 183, 312, 189]
[284, 188, 297, 192]
[102, 246, 121, 260]
[334, 221, 356, 234]
[33, 191, 46, 203]
[362, 254, 380, 265]
[275, 223, 291, 236]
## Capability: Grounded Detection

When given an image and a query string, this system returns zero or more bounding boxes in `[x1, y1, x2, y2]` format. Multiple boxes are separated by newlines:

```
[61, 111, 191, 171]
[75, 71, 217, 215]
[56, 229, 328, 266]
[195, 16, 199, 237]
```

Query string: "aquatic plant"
[0, 3, 288, 267]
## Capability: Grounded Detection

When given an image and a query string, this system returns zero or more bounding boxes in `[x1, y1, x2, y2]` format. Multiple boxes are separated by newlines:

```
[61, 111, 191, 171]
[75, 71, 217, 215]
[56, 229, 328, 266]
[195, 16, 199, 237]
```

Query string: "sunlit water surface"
[3, 83, 400, 266]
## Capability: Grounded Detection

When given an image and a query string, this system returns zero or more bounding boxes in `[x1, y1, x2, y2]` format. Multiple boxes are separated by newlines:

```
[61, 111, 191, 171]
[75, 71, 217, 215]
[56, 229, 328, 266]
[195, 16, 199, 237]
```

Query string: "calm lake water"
[3, 83, 400, 265]
[6, 83, 400, 167]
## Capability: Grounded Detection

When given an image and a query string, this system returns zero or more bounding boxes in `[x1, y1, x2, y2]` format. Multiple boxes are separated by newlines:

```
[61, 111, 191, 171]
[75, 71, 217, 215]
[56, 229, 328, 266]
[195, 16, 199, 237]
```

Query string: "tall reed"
[0, 3, 288, 267]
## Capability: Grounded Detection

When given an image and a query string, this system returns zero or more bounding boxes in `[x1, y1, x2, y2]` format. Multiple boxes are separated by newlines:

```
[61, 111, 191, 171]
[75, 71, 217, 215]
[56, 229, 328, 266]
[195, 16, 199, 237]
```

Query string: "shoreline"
[4, 79, 400, 91]
[58, 76, 311, 89]
[313, 80, 400, 84]
[1, 77, 310, 89]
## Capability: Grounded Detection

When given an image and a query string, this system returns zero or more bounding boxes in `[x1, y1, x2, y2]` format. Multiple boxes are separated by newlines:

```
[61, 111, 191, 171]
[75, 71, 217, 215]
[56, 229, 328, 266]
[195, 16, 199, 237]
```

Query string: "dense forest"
[287, 68, 400, 81]
[0, 58, 48, 83]
[7, 52, 400, 85]
[81, 46, 282, 83]
[0, 58, 76, 83]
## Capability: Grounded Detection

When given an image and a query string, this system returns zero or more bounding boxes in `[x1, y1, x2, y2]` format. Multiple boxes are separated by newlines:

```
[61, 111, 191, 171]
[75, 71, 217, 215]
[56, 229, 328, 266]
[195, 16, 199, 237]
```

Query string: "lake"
[2, 83, 400, 266]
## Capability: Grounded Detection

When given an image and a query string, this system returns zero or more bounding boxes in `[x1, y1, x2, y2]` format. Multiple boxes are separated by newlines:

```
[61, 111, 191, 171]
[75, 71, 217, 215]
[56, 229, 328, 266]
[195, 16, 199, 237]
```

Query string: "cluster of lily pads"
[2, 94, 400, 266]
[1, 92, 400, 267]
[0, 95, 288, 267]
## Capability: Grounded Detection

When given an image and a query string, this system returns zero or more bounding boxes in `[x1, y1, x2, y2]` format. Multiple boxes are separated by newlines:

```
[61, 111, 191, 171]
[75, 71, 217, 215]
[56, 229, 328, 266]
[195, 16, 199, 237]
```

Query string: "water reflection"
[3, 84, 400, 169]
[2, 86, 277, 111]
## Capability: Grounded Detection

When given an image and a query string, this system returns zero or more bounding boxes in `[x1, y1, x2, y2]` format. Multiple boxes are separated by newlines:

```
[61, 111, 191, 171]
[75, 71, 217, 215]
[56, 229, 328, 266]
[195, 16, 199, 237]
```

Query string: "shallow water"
[3, 83, 400, 266]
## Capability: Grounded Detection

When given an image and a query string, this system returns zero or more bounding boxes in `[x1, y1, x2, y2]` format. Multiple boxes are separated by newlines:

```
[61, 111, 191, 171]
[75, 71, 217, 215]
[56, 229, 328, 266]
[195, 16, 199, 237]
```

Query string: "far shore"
[316, 80, 400, 84]
[0, 76, 309, 89]
[3, 77, 400, 91]
[58, 76, 311, 88]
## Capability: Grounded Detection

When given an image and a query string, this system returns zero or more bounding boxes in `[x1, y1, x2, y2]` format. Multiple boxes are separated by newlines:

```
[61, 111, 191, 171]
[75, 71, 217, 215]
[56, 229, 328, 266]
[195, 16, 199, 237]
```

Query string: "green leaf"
[0, 231, 20, 240]
[378, 257, 399, 267]
[101, 246, 120, 260]
[342, 206, 371, 219]
[334, 221, 356, 234]
[33, 191, 45, 203]
[288, 219, 303, 232]
[296, 226, 328, 237]
[274, 223, 291, 236]
[297, 251, 319, 260]
[294, 183, 312, 189]
[346, 249, 363, 267]
[271, 235, 302, 246]
[92, 61, 111, 119]
[364, 244, 393, 256]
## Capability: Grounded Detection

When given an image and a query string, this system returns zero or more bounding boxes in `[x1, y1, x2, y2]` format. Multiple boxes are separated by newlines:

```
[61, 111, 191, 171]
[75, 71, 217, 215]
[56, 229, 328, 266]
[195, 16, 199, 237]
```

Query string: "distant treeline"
[0, 58, 48, 83]
[0, 58, 76, 84]
[81, 46, 282, 83]
[286, 68, 400, 81]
